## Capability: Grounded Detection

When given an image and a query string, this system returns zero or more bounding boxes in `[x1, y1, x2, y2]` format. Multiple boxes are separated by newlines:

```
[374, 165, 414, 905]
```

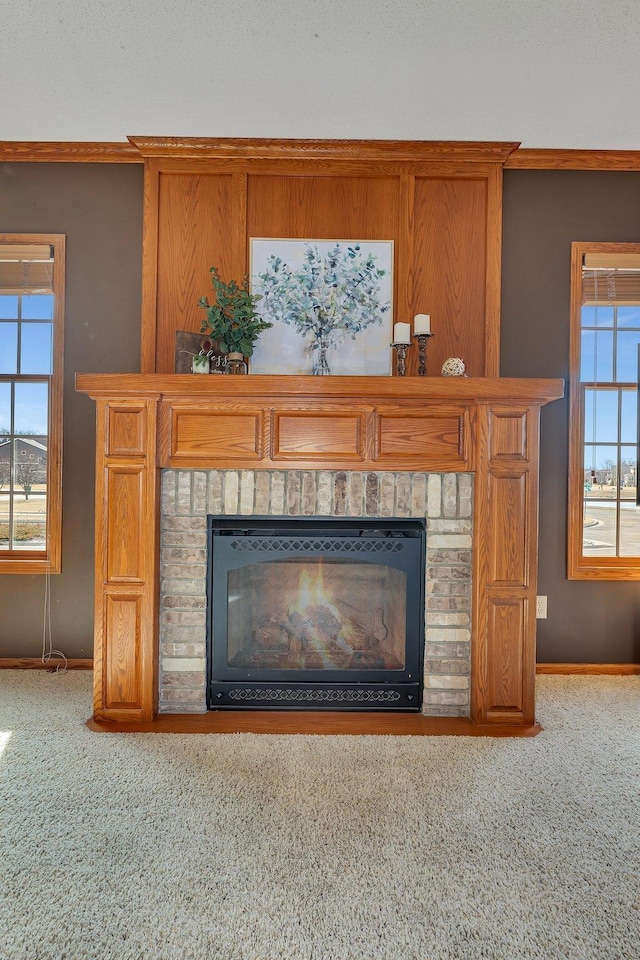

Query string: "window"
[568, 243, 640, 579]
[0, 236, 64, 573]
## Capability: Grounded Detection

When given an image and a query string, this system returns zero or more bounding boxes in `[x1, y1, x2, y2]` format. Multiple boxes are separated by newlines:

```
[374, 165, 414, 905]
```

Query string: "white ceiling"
[2, 0, 640, 148]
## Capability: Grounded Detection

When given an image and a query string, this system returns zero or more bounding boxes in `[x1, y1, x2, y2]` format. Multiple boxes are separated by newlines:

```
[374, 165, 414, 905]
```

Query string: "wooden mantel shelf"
[77, 373, 563, 731]
[76, 373, 562, 403]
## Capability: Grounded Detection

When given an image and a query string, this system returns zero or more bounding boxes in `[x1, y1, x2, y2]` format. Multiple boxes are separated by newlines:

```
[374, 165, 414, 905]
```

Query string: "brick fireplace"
[76, 373, 563, 732]
[159, 469, 473, 715]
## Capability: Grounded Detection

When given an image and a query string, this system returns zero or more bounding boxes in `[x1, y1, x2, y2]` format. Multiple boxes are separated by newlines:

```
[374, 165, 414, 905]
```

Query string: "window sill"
[0, 556, 61, 575]
[568, 558, 640, 581]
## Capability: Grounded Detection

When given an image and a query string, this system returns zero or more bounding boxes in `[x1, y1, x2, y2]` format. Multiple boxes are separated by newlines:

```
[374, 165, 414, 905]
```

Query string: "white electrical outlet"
[536, 595, 547, 619]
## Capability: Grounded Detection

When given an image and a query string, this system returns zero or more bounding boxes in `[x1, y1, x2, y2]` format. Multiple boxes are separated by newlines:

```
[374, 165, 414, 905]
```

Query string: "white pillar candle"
[414, 314, 431, 334]
[393, 322, 411, 343]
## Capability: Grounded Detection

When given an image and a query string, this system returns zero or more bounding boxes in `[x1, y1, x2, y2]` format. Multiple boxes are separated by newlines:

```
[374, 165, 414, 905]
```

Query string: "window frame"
[568, 240, 640, 580]
[0, 233, 65, 574]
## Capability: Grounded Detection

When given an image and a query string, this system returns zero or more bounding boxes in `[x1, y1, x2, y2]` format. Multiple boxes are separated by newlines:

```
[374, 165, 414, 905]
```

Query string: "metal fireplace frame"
[206, 515, 426, 712]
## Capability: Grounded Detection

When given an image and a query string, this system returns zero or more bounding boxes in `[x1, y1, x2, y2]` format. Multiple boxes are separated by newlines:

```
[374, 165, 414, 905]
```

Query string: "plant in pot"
[198, 267, 272, 373]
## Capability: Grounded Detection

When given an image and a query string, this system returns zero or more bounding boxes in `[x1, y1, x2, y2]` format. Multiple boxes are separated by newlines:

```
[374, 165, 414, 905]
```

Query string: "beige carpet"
[0, 671, 638, 960]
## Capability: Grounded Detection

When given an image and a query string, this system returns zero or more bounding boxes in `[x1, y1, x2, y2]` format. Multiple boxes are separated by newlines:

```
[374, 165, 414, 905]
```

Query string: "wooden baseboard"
[0, 657, 93, 670]
[536, 663, 640, 675]
[87, 712, 542, 737]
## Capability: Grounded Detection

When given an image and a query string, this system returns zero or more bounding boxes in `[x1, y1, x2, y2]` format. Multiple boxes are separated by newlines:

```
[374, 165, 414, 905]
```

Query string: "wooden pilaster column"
[472, 402, 541, 725]
[92, 396, 160, 722]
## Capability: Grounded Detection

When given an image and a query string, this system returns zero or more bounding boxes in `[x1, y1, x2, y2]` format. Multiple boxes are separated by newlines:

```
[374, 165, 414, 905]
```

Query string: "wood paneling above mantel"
[77, 373, 563, 731]
[136, 137, 515, 379]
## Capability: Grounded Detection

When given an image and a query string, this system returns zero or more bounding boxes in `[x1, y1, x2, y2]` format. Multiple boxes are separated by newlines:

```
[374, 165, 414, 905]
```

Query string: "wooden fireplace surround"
[76, 373, 563, 733]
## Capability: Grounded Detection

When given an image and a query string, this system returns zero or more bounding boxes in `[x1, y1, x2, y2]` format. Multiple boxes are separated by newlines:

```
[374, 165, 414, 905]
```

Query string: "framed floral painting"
[249, 238, 393, 375]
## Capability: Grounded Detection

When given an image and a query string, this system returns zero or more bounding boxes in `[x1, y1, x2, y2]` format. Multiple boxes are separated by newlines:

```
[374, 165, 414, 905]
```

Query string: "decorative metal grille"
[229, 538, 402, 553]
[228, 687, 402, 702]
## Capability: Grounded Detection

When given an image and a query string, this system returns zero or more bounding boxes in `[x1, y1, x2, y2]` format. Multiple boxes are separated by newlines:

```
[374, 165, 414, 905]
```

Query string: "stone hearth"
[160, 469, 473, 716]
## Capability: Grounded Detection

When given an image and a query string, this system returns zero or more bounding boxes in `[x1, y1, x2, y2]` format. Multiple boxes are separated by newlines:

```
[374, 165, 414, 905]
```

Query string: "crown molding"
[127, 136, 521, 164]
[1, 140, 639, 170]
[0, 141, 141, 162]
[505, 148, 640, 170]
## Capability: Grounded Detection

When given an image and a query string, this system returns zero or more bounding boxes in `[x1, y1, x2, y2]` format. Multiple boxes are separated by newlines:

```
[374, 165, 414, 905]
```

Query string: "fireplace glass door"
[207, 517, 425, 711]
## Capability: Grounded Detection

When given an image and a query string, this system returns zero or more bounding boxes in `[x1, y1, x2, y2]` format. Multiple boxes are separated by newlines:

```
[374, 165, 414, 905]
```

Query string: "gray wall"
[501, 170, 640, 664]
[2, 163, 639, 663]
[0, 163, 143, 658]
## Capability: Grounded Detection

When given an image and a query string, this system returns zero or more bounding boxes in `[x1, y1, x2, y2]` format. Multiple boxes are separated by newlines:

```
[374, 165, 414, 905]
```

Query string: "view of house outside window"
[581, 305, 640, 556]
[569, 244, 640, 578]
[0, 237, 64, 572]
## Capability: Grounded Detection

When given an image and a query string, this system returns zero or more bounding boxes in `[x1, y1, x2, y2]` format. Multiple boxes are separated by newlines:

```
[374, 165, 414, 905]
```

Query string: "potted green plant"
[198, 267, 272, 369]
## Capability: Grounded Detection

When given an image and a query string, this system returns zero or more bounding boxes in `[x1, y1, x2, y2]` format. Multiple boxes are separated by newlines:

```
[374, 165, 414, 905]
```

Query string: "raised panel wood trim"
[103, 593, 142, 709]
[106, 403, 147, 457]
[489, 407, 528, 461]
[375, 405, 469, 466]
[170, 404, 264, 461]
[489, 469, 528, 586]
[105, 465, 144, 583]
[272, 408, 366, 461]
[485, 594, 526, 720]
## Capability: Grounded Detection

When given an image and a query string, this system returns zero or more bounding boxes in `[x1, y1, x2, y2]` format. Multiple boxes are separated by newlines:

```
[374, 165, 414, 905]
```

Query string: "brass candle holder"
[413, 331, 434, 376]
[391, 341, 410, 376]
